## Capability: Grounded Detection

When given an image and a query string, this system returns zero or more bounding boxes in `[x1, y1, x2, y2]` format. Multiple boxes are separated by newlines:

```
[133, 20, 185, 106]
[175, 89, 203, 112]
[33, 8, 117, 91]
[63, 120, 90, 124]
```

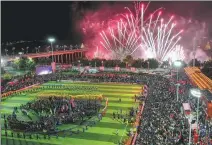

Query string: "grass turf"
[1, 82, 142, 145]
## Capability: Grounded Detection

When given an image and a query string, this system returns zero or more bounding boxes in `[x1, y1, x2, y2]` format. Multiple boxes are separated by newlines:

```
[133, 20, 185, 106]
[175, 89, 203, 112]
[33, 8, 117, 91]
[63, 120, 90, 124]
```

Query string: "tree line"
[1, 56, 211, 79]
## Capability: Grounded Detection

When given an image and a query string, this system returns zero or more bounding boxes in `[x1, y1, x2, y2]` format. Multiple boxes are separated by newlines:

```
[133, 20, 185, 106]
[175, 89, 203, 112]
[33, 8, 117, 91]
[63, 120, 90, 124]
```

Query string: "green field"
[1, 82, 141, 145]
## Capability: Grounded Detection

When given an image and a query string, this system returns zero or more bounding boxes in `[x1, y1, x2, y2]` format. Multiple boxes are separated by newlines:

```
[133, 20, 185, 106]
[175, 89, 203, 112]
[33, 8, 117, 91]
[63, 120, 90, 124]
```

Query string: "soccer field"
[1, 82, 142, 145]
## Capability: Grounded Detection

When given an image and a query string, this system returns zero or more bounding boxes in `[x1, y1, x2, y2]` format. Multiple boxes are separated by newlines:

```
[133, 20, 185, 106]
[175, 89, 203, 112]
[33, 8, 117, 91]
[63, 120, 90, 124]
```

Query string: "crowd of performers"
[1, 71, 211, 144]
[4, 96, 102, 136]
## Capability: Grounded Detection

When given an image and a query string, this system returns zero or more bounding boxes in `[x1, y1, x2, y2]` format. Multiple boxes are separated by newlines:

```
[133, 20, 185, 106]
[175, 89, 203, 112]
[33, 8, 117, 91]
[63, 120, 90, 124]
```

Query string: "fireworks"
[94, 46, 107, 59]
[99, 17, 142, 60]
[165, 45, 185, 62]
[99, 2, 184, 61]
[80, 2, 185, 61]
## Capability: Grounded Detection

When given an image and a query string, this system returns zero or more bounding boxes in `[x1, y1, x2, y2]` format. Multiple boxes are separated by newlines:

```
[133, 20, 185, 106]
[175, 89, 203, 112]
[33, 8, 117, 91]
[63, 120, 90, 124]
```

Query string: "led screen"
[36, 66, 52, 75]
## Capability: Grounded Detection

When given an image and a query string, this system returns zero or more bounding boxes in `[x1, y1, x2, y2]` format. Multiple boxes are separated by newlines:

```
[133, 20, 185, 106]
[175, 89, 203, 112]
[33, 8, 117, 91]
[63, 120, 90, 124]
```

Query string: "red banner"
[99, 66, 104, 71]
[193, 133, 199, 144]
[51, 62, 56, 73]
[114, 66, 120, 71]
[130, 67, 136, 72]
[207, 103, 212, 118]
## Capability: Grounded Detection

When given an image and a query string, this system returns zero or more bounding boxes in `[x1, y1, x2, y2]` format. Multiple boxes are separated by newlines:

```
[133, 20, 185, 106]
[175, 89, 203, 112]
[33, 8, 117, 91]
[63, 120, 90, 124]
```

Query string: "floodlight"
[48, 38, 55, 43]
[174, 60, 182, 67]
[190, 89, 201, 98]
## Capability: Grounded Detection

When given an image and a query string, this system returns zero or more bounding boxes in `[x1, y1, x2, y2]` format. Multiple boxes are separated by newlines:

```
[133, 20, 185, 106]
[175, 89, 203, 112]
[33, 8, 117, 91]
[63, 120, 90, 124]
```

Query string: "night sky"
[2, 1, 212, 43]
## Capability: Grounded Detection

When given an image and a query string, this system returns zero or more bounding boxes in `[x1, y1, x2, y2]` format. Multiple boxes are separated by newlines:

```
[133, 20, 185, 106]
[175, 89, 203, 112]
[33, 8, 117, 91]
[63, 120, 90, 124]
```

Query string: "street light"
[190, 88, 201, 133]
[12, 47, 15, 56]
[78, 60, 81, 71]
[173, 60, 182, 82]
[4, 49, 8, 56]
[38, 46, 41, 53]
[101, 60, 104, 67]
[176, 83, 180, 101]
[1, 59, 5, 67]
[95, 61, 96, 69]
[188, 88, 201, 145]
[173, 60, 182, 102]
[188, 114, 193, 145]
[26, 47, 29, 54]
[48, 38, 55, 62]
[147, 61, 150, 71]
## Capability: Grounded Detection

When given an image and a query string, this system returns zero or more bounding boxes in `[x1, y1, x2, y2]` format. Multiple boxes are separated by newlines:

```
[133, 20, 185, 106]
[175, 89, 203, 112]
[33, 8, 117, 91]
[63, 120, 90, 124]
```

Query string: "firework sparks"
[165, 45, 185, 62]
[80, 2, 185, 61]
[98, 2, 184, 61]
[94, 46, 107, 59]
[99, 19, 142, 60]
